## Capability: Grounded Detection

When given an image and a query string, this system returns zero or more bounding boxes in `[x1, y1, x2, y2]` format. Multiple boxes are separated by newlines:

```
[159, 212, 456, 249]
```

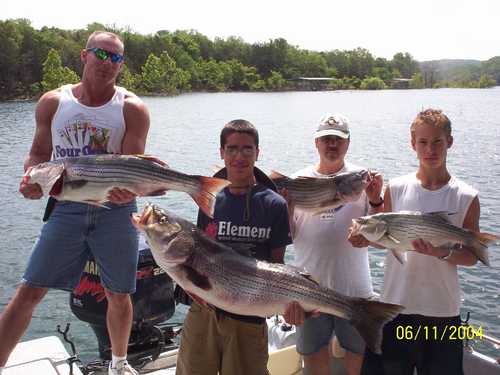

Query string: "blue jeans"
[296, 313, 366, 355]
[23, 201, 139, 293]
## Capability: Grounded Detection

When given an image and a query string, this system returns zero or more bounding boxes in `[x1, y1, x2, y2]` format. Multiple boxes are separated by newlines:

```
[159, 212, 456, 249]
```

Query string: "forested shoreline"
[1, 19, 499, 101]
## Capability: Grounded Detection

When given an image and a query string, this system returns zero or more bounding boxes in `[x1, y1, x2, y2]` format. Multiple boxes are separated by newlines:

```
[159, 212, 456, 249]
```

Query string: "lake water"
[1, 89, 499, 360]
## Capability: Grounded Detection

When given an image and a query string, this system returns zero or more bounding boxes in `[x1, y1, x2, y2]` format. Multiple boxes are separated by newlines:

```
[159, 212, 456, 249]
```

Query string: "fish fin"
[300, 273, 320, 285]
[268, 170, 291, 191]
[213, 164, 224, 174]
[269, 170, 289, 181]
[351, 299, 404, 354]
[390, 250, 406, 264]
[185, 266, 212, 291]
[186, 291, 210, 307]
[143, 189, 168, 197]
[191, 176, 231, 218]
[465, 231, 499, 267]
[476, 232, 500, 245]
[386, 234, 401, 244]
[135, 154, 170, 167]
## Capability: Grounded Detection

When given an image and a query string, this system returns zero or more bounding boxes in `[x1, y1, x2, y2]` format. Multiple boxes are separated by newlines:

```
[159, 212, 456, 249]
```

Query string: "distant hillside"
[419, 58, 498, 86]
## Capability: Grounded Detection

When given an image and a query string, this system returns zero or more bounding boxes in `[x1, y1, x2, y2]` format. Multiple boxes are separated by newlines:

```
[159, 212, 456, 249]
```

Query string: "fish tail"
[467, 232, 499, 267]
[268, 171, 290, 190]
[192, 176, 231, 218]
[350, 299, 404, 354]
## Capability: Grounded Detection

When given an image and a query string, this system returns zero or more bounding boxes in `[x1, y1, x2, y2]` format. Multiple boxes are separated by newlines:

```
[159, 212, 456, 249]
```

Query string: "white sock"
[111, 354, 127, 368]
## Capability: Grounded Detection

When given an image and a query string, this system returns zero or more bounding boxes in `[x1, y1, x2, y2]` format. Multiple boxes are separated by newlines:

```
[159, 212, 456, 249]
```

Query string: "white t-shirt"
[51, 84, 129, 160]
[292, 162, 373, 298]
[381, 173, 478, 316]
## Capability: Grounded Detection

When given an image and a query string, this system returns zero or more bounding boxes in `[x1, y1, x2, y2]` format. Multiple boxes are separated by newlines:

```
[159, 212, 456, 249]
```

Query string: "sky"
[3, 0, 500, 61]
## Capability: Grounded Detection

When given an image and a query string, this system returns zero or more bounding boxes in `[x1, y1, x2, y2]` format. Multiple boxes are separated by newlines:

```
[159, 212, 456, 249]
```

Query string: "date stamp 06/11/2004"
[395, 325, 484, 341]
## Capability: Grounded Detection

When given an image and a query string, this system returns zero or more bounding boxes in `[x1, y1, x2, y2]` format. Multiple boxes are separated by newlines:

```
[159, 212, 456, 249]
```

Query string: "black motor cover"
[69, 236, 175, 358]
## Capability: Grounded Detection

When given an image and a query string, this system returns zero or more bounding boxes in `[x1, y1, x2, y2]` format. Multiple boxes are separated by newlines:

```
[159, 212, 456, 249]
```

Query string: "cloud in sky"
[3, 0, 500, 61]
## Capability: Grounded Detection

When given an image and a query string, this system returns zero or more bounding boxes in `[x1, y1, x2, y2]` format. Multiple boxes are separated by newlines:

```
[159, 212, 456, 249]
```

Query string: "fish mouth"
[131, 203, 159, 229]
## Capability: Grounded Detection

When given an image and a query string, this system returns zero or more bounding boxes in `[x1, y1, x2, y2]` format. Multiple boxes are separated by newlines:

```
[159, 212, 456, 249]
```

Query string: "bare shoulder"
[123, 91, 149, 118]
[35, 88, 62, 122]
[37, 88, 61, 109]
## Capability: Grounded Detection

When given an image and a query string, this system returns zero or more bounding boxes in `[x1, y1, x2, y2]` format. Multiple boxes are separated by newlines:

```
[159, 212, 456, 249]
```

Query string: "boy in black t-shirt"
[176, 119, 291, 375]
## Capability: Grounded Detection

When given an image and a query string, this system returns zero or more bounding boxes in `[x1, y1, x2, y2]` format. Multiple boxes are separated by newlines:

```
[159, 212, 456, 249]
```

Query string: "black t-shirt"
[197, 184, 291, 261]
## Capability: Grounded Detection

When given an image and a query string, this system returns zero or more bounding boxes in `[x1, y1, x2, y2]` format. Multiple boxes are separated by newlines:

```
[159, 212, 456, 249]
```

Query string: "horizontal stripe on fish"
[133, 204, 404, 354]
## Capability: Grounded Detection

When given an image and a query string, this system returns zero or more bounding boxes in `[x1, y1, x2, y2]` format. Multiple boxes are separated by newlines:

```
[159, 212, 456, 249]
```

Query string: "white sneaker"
[108, 360, 138, 375]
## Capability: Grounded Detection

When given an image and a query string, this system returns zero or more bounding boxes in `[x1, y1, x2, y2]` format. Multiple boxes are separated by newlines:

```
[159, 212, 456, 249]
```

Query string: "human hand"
[283, 301, 306, 326]
[365, 170, 383, 204]
[107, 188, 137, 204]
[19, 173, 43, 200]
[348, 232, 371, 248]
[411, 239, 450, 258]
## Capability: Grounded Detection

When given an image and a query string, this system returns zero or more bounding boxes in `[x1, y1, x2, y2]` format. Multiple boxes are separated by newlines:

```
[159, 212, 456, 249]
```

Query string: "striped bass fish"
[269, 169, 370, 214]
[132, 203, 404, 354]
[350, 211, 499, 266]
[23, 154, 230, 218]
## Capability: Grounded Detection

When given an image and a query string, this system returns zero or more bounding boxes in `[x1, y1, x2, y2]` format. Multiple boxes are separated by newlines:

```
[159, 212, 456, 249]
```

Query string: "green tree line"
[0, 19, 498, 100]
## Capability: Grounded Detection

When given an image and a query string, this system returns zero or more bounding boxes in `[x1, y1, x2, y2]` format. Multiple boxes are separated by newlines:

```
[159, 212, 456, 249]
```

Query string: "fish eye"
[159, 217, 168, 224]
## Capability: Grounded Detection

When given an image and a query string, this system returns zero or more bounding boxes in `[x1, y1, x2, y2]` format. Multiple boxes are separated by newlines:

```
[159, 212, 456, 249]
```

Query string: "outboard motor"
[70, 236, 176, 362]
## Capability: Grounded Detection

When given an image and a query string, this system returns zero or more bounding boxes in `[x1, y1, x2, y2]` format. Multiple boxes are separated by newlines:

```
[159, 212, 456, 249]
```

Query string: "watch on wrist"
[369, 197, 384, 207]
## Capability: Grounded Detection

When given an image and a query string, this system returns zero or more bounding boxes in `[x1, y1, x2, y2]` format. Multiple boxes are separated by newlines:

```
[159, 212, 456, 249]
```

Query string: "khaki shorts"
[176, 302, 269, 375]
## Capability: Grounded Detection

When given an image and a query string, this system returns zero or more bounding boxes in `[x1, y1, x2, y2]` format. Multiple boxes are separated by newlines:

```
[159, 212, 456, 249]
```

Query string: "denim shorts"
[296, 312, 365, 355]
[23, 200, 139, 293]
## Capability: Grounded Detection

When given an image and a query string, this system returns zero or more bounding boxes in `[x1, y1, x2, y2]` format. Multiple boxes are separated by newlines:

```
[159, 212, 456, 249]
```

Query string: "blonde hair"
[410, 109, 452, 136]
[86, 31, 124, 52]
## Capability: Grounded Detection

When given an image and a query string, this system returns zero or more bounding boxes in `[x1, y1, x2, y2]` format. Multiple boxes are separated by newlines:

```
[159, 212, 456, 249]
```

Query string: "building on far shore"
[289, 77, 336, 91]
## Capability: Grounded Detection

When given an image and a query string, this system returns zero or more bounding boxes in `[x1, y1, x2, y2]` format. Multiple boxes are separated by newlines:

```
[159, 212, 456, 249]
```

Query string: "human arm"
[412, 196, 479, 266]
[107, 95, 151, 203]
[366, 170, 384, 214]
[19, 90, 59, 199]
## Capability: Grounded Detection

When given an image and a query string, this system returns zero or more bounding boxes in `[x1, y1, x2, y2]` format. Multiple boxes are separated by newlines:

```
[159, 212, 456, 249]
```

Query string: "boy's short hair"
[220, 119, 259, 148]
[411, 109, 452, 136]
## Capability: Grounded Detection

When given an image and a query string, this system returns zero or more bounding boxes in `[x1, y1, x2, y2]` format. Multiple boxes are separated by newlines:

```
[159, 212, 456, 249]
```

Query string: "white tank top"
[381, 173, 478, 316]
[292, 162, 373, 298]
[51, 85, 129, 160]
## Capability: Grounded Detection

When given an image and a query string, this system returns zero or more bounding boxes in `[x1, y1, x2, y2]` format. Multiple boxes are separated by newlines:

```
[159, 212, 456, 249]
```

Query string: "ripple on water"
[2, 90, 500, 358]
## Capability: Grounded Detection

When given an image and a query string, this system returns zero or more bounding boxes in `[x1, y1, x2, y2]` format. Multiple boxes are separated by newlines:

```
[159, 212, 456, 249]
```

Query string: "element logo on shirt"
[205, 221, 272, 243]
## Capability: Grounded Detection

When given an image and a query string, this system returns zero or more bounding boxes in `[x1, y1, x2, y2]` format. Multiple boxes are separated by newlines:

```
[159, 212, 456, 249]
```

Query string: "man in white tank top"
[0, 31, 150, 375]
[283, 114, 384, 375]
[355, 109, 480, 375]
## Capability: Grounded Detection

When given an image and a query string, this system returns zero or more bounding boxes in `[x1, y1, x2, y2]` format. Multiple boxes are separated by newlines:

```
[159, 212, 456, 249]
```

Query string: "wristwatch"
[369, 197, 384, 207]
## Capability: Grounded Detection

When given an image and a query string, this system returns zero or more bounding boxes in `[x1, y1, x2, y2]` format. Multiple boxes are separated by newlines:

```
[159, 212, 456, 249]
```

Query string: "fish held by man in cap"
[23, 154, 230, 218]
[349, 211, 499, 266]
[270, 169, 372, 214]
[132, 203, 404, 354]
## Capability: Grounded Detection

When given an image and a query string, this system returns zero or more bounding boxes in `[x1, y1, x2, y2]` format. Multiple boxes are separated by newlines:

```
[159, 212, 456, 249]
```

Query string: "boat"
[4, 240, 500, 375]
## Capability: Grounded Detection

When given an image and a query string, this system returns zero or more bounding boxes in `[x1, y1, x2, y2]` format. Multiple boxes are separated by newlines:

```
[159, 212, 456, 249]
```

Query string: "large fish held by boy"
[132, 203, 404, 354]
[350, 211, 499, 266]
[269, 169, 370, 214]
[23, 154, 230, 218]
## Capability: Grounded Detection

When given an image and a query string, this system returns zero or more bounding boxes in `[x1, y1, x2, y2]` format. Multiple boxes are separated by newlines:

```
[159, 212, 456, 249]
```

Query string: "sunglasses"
[86, 47, 124, 64]
[224, 145, 256, 157]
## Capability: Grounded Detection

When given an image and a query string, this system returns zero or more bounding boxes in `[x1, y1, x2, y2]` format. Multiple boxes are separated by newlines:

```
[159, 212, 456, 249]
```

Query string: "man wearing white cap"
[283, 114, 383, 375]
